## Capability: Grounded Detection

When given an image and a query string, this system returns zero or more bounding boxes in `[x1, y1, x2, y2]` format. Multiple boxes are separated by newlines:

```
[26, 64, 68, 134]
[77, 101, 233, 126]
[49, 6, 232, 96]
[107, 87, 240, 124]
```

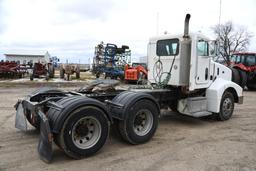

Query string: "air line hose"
[153, 55, 176, 88]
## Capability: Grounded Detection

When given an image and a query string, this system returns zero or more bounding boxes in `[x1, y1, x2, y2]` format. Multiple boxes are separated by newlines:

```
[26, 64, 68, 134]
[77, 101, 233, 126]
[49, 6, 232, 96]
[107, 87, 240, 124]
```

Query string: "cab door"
[195, 39, 211, 85]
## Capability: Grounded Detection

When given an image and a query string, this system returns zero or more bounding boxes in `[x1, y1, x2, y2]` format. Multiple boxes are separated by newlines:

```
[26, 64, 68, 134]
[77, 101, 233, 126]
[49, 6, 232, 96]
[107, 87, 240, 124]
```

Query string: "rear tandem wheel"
[118, 99, 158, 144]
[57, 106, 109, 159]
[111, 91, 159, 145]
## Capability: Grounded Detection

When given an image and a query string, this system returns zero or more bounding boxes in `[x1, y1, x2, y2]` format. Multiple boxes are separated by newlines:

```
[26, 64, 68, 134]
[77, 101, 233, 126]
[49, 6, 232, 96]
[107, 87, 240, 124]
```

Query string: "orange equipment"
[124, 63, 148, 82]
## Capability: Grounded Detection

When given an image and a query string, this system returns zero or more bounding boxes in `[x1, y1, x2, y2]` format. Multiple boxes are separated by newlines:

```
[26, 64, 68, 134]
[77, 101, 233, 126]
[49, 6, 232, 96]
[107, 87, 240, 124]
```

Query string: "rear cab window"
[156, 39, 179, 56]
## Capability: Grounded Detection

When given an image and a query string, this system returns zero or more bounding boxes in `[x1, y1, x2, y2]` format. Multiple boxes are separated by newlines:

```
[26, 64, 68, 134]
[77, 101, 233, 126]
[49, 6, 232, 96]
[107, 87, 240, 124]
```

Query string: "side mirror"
[209, 40, 219, 57]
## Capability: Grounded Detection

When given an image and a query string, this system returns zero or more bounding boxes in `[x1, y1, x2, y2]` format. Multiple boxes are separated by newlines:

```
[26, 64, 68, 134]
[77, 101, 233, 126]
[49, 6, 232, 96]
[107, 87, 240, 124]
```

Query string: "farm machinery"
[29, 62, 55, 81]
[124, 63, 148, 83]
[15, 14, 243, 163]
[0, 61, 27, 78]
[230, 52, 256, 90]
[59, 63, 80, 81]
[92, 42, 131, 80]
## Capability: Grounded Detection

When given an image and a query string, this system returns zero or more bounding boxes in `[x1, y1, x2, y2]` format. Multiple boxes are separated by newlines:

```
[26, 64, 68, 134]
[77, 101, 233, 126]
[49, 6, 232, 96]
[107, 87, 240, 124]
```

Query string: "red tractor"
[230, 52, 256, 90]
[124, 63, 148, 84]
[30, 62, 55, 81]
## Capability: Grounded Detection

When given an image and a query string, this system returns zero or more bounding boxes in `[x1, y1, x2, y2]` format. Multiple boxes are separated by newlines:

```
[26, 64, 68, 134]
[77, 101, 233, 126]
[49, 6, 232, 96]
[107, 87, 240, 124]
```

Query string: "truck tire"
[238, 70, 247, 89]
[216, 91, 234, 121]
[231, 68, 240, 85]
[58, 106, 109, 159]
[118, 99, 158, 144]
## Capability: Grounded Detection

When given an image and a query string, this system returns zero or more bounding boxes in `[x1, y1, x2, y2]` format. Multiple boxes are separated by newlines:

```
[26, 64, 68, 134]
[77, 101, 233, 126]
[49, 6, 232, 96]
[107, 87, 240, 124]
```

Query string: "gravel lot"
[0, 85, 255, 171]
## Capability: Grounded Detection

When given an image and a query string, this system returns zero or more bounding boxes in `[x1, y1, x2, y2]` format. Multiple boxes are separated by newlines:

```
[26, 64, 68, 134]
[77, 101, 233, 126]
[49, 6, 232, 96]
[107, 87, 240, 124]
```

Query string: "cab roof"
[149, 32, 211, 42]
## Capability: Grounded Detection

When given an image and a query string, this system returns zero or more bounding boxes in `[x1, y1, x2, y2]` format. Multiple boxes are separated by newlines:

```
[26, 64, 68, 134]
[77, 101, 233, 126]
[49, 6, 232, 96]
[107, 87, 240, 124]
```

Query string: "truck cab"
[148, 33, 231, 90]
[147, 14, 243, 117]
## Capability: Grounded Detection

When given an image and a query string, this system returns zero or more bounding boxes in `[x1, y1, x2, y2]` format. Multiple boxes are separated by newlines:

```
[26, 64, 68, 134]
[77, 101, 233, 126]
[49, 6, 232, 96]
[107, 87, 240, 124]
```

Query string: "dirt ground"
[0, 85, 255, 171]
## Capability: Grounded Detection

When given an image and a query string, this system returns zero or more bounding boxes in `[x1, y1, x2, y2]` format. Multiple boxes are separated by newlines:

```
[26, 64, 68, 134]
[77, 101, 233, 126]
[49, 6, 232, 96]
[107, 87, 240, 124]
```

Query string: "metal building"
[4, 50, 51, 64]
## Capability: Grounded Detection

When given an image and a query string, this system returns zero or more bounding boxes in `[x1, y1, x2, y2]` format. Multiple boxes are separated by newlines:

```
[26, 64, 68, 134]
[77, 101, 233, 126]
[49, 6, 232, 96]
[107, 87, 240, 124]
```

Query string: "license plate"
[15, 102, 28, 131]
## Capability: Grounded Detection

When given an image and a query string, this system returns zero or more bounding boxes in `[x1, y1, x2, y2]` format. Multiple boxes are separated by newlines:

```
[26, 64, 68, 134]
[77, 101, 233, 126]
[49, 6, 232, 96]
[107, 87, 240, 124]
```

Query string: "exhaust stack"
[183, 14, 191, 38]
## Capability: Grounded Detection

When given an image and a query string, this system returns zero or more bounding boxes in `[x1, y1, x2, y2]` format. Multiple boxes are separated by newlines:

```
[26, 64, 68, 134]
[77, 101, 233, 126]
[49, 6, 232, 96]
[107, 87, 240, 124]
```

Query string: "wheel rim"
[222, 97, 233, 117]
[71, 116, 101, 149]
[133, 109, 153, 136]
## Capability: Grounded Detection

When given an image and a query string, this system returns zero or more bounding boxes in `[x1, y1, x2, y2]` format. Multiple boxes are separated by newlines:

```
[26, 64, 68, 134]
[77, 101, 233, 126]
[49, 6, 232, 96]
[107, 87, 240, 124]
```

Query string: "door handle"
[205, 68, 208, 80]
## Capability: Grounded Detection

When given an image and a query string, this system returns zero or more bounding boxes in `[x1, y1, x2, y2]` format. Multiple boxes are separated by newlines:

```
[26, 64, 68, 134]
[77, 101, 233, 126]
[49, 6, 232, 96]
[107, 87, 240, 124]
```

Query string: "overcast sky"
[0, 0, 255, 63]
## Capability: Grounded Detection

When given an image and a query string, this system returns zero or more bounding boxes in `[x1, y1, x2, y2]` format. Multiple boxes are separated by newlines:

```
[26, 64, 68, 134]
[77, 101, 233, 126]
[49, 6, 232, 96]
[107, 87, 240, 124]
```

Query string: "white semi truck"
[15, 14, 243, 163]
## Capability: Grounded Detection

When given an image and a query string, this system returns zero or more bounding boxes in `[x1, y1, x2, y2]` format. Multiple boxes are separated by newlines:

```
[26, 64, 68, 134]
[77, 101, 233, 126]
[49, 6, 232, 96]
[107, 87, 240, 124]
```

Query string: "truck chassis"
[15, 80, 239, 163]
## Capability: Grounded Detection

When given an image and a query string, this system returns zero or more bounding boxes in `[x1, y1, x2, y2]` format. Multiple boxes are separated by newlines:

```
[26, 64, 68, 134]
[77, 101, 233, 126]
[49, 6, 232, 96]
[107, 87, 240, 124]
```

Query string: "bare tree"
[212, 21, 253, 65]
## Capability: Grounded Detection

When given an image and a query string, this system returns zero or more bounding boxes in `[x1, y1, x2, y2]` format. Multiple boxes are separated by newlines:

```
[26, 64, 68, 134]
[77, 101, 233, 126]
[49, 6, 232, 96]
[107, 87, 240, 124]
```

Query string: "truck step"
[178, 97, 212, 117]
[186, 111, 212, 117]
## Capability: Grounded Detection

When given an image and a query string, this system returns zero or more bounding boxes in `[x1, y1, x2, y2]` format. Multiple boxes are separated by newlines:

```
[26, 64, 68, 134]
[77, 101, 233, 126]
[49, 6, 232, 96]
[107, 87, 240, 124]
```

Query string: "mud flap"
[15, 102, 28, 131]
[37, 110, 53, 163]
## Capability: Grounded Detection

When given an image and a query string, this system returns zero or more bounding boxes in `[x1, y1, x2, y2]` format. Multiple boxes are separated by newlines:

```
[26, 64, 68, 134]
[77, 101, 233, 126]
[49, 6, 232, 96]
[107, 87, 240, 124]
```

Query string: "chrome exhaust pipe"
[183, 14, 191, 38]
